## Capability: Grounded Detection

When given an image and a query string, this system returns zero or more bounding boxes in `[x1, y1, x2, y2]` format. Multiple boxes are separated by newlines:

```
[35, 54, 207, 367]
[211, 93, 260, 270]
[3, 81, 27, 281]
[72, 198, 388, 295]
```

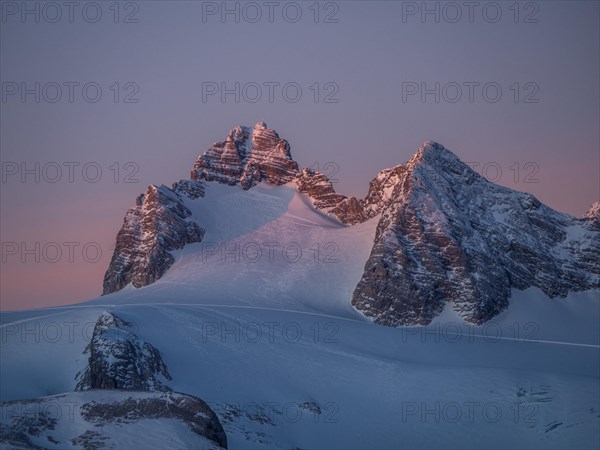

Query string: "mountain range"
[103, 122, 600, 325]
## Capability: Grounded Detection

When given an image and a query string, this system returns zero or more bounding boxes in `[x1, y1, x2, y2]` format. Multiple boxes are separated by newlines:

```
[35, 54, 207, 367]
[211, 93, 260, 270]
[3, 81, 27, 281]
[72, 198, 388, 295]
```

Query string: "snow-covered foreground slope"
[2, 164, 599, 448]
[2, 288, 599, 449]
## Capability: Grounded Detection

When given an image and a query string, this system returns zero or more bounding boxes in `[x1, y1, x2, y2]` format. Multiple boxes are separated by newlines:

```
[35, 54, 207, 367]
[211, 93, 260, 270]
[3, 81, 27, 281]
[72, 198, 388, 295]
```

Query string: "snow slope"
[93, 182, 380, 319]
[1, 292, 599, 449]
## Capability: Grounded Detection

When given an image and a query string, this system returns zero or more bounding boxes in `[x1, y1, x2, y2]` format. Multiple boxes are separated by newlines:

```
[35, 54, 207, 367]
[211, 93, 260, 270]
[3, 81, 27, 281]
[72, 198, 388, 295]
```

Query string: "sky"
[1, 0, 599, 311]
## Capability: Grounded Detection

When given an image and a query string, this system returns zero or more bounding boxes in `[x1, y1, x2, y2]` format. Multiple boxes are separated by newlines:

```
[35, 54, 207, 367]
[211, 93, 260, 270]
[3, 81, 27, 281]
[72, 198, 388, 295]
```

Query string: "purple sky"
[1, 1, 599, 311]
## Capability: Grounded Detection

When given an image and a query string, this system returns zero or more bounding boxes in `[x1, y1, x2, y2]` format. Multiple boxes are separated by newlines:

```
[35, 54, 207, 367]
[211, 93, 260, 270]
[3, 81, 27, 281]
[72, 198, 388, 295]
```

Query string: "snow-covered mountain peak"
[409, 140, 456, 164]
[405, 140, 480, 189]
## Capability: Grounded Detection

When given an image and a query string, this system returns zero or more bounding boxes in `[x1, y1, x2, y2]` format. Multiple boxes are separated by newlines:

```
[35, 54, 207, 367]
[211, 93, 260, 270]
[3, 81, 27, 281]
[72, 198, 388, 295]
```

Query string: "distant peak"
[255, 121, 268, 129]
[584, 201, 600, 219]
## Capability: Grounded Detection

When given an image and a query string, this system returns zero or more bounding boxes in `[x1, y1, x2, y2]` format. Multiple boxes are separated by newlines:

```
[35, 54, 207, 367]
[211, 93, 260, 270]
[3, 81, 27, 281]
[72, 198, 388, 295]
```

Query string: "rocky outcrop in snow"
[0, 391, 228, 450]
[79, 391, 228, 449]
[102, 180, 205, 295]
[352, 141, 600, 325]
[66, 311, 228, 448]
[75, 311, 172, 391]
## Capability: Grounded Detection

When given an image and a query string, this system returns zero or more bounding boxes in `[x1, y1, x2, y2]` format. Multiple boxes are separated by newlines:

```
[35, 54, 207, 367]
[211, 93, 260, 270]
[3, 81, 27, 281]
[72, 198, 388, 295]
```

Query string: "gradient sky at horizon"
[1, 0, 599, 311]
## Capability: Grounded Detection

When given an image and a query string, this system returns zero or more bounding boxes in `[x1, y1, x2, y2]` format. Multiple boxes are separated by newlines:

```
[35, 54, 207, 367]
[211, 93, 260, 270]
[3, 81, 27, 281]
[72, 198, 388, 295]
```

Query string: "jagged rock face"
[75, 312, 172, 391]
[192, 126, 249, 186]
[329, 165, 408, 225]
[102, 181, 205, 295]
[360, 165, 407, 218]
[352, 141, 600, 325]
[192, 122, 299, 189]
[295, 165, 407, 225]
[245, 121, 299, 186]
[328, 197, 368, 225]
[296, 168, 348, 211]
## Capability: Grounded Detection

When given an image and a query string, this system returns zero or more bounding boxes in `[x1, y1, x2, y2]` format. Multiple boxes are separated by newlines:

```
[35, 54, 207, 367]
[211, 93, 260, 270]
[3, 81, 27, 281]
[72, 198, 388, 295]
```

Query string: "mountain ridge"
[102, 122, 600, 326]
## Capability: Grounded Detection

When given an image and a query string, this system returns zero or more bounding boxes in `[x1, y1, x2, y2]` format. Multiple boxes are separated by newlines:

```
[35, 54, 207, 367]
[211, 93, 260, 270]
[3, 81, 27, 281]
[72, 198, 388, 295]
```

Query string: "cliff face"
[102, 181, 205, 295]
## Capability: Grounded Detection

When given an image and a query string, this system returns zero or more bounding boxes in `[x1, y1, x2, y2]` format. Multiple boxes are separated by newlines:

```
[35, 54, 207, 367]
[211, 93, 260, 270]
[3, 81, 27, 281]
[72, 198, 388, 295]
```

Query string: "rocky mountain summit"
[191, 122, 299, 188]
[102, 123, 600, 325]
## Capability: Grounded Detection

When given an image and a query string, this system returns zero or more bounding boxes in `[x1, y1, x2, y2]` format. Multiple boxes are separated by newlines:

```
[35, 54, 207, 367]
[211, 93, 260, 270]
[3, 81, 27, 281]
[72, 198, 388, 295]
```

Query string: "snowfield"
[1, 183, 599, 449]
